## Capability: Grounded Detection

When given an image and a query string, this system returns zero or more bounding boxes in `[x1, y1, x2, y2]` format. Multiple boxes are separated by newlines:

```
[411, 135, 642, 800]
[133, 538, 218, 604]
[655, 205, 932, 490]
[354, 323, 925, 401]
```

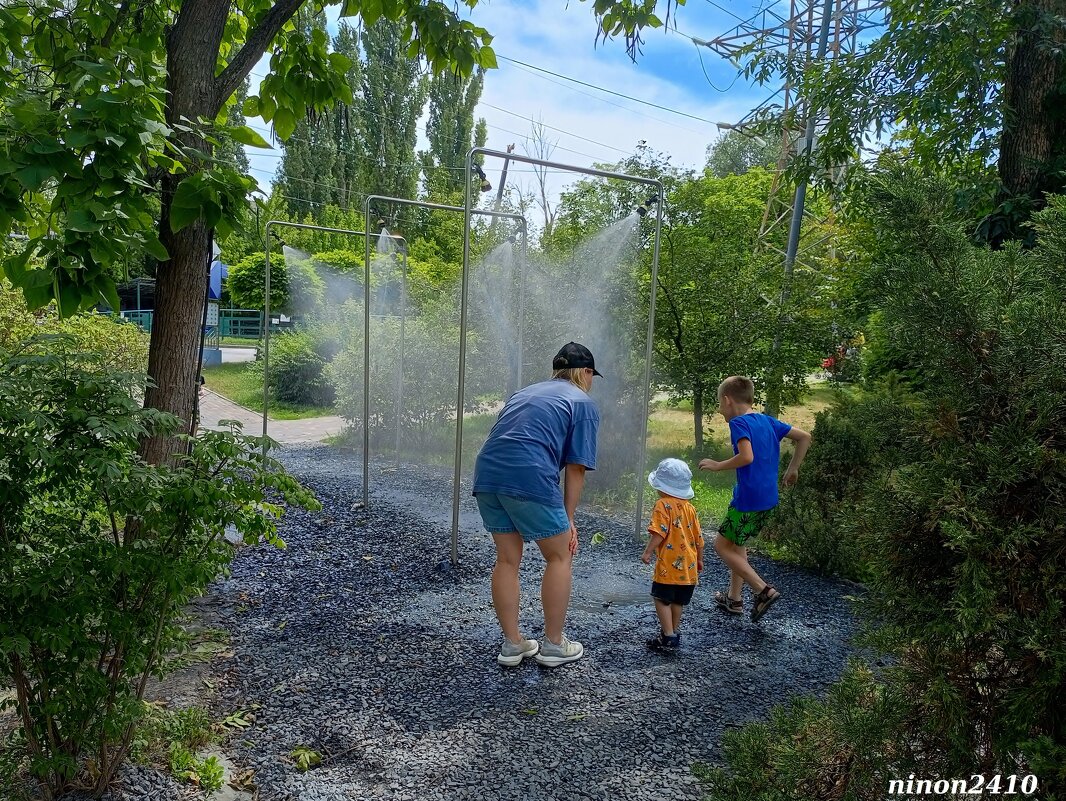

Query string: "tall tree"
[705, 130, 778, 179]
[737, 0, 1066, 242]
[421, 68, 485, 196]
[329, 20, 366, 209]
[0, 0, 673, 468]
[360, 18, 428, 205]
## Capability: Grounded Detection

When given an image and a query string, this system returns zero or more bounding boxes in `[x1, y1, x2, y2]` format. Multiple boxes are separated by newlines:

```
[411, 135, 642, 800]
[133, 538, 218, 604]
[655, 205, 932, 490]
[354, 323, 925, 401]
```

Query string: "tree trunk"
[992, 0, 1066, 242]
[693, 384, 704, 454]
[141, 1, 230, 466]
[136, 0, 322, 464]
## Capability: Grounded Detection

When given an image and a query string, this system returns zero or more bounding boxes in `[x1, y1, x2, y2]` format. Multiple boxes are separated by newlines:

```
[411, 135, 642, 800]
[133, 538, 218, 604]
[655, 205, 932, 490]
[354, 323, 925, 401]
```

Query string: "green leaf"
[169, 203, 201, 233]
[328, 52, 353, 73]
[242, 95, 261, 117]
[74, 60, 118, 81]
[228, 125, 272, 149]
[478, 46, 498, 70]
[66, 209, 100, 233]
[15, 164, 59, 191]
[272, 107, 296, 141]
[144, 236, 169, 261]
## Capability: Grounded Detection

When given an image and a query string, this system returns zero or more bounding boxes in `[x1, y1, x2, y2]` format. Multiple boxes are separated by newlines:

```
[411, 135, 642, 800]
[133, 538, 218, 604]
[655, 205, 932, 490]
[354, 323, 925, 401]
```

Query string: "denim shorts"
[475, 492, 571, 543]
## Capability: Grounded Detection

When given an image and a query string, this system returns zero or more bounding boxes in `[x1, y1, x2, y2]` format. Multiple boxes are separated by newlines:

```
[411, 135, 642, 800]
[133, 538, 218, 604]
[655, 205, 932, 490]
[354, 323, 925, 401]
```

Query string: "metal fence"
[121, 309, 267, 339]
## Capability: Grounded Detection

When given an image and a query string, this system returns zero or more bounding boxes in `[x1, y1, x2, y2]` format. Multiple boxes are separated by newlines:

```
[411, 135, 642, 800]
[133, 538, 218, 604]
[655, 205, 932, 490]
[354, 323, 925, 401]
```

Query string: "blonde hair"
[718, 375, 755, 405]
[553, 367, 590, 392]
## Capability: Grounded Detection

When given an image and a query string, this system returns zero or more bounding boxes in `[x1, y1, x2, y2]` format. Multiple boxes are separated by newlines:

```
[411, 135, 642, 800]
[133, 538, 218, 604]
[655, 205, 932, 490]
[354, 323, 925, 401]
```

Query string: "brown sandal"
[714, 590, 743, 615]
[751, 585, 781, 623]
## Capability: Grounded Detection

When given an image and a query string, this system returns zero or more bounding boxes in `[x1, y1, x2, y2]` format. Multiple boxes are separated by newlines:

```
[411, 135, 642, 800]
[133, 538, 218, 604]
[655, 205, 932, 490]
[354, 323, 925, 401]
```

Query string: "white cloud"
[241, 0, 763, 204]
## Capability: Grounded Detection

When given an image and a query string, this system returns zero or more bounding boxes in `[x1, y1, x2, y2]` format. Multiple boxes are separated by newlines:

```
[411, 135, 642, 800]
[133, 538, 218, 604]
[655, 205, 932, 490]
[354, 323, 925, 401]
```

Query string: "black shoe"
[647, 632, 680, 650]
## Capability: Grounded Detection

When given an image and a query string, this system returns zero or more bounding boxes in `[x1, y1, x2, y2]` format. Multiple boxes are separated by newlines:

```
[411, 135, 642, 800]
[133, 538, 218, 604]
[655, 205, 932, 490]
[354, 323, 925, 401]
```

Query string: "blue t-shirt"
[729, 413, 792, 512]
[472, 379, 599, 507]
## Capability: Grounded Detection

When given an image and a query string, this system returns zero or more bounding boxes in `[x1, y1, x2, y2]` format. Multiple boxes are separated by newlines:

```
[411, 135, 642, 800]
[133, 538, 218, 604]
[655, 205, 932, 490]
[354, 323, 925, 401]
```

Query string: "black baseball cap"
[553, 342, 603, 377]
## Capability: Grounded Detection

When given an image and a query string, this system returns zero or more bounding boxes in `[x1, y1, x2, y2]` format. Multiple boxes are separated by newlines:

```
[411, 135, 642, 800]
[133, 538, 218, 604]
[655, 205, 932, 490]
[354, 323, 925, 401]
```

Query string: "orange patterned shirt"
[648, 497, 703, 585]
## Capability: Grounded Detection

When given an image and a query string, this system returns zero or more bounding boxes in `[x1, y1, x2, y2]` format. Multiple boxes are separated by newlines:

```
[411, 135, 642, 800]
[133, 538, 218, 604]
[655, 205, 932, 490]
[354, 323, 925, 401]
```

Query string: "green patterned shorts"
[718, 505, 773, 546]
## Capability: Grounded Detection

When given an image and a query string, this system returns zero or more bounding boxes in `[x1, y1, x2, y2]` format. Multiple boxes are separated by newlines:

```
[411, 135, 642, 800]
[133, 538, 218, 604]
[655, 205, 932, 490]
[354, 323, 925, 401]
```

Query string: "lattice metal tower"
[703, 0, 884, 271]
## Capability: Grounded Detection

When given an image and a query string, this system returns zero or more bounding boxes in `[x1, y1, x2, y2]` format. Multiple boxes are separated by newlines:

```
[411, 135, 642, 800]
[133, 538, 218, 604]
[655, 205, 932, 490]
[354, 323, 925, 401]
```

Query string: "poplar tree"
[421, 68, 486, 196]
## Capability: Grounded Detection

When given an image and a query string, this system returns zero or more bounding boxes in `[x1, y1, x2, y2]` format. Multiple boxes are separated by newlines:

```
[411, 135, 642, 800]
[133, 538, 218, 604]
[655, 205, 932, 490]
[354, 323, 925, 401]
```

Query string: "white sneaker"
[498, 638, 540, 666]
[534, 635, 584, 667]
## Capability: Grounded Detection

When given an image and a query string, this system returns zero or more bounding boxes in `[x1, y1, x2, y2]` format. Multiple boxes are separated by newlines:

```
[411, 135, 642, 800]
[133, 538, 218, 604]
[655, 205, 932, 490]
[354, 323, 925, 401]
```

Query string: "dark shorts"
[651, 582, 696, 606]
[718, 505, 774, 546]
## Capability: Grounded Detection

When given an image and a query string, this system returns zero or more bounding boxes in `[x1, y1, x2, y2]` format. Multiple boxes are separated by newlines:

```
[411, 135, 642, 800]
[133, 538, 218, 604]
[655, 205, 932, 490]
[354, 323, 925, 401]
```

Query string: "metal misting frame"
[450, 147, 665, 565]
[361, 195, 528, 510]
[261, 220, 406, 453]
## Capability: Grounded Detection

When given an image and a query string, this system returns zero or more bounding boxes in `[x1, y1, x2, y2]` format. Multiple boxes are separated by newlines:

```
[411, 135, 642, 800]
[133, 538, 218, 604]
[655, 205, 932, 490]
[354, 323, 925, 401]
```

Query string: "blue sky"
[243, 0, 789, 200]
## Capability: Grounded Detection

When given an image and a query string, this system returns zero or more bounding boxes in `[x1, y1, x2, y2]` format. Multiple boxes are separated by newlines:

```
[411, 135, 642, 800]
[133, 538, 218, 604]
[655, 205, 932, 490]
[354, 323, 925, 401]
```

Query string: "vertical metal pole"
[450, 162, 475, 565]
[633, 185, 664, 540]
[395, 249, 407, 461]
[767, 0, 834, 418]
[262, 222, 272, 461]
[516, 228, 527, 390]
[363, 201, 372, 508]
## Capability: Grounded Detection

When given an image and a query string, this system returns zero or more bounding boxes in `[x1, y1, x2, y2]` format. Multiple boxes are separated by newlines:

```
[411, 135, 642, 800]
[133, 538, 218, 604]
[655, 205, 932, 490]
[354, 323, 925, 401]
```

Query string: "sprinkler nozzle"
[506, 234, 518, 244]
[474, 163, 492, 193]
[270, 231, 287, 246]
[635, 195, 659, 218]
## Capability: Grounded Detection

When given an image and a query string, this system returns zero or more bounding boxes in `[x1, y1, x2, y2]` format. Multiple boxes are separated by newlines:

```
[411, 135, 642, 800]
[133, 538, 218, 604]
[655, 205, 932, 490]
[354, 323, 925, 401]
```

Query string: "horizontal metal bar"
[365, 195, 526, 226]
[470, 147, 662, 188]
[264, 219, 407, 247]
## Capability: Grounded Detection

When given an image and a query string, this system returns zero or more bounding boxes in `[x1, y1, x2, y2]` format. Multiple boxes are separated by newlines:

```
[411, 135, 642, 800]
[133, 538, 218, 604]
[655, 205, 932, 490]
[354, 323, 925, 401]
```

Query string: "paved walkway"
[199, 390, 347, 444]
[220, 346, 257, 363]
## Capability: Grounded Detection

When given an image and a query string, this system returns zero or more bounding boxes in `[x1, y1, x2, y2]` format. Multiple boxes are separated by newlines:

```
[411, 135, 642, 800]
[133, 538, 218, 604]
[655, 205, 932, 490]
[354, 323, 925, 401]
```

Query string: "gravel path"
[196, 445, 859, 801]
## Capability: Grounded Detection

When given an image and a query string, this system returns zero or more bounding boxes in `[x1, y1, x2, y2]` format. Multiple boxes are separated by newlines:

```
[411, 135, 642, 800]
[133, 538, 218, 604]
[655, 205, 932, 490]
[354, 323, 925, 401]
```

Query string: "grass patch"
[202, 362, 334, 420]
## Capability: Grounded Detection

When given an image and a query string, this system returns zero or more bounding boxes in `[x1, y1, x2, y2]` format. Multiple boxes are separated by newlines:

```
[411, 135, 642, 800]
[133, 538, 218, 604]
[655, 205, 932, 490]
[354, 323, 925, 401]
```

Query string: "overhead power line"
[247, 70, 629, 164]
[495, 55, 717, 125]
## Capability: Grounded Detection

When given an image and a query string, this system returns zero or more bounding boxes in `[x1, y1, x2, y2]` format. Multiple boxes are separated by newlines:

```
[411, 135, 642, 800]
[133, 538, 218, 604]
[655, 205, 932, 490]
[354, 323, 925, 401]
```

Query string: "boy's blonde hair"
[718, 375, 755, 405]
[553, 367, 589, 391]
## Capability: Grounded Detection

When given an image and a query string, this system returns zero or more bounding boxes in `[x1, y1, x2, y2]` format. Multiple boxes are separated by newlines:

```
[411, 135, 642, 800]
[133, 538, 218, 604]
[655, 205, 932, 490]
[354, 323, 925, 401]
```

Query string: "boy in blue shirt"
[699, 376, 811, 622]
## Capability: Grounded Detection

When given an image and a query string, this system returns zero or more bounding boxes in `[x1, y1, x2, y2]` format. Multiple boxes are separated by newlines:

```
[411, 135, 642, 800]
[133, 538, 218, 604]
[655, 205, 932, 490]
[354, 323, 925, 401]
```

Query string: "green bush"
[0, 337, 319, 798]
[698, 662, 912, 801]
[846, 178, 1066, 782]
[762, 385, 914, 581]
[263, 329, 336, 407]
[1, 281, 149, 372]
[312, 248, 364, 275]
[226, 251, 325, 314]
[328, 302, 468, 456]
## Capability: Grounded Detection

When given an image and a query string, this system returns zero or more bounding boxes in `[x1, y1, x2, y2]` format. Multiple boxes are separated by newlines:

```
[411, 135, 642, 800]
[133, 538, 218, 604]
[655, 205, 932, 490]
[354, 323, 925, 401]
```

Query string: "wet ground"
[197, 445, 859, 801]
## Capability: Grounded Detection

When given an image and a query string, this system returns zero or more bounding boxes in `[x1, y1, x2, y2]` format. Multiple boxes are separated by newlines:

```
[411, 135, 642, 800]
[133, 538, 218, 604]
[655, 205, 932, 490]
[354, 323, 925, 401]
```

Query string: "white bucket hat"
[647, 457, 694, 500]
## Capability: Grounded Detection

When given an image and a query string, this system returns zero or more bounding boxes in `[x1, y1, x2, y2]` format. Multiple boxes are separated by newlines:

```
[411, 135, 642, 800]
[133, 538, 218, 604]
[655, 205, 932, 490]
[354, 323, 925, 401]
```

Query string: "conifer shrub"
[703, 171, 1066, 798]
[849, 176, 1066, 782]
[762, 387, 914, 582]
[697, 662, 912, 801]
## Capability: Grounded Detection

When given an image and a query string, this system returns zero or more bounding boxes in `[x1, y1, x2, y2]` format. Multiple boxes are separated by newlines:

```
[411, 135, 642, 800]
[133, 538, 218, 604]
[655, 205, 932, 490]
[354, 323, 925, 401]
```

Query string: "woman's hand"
[568, 522, 579, 556]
